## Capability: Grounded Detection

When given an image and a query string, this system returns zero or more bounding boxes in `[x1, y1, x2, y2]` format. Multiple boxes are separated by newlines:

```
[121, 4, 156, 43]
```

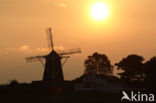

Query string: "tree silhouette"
[9, 79, 19, 86]
[115, 54, 145, 82]
[144, 56, 156, 87]
[84, 52, 113, 75]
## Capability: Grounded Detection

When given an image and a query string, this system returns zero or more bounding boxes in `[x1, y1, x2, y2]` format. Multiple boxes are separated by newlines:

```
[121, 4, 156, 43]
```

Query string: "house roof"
[73, 74, 120, 83]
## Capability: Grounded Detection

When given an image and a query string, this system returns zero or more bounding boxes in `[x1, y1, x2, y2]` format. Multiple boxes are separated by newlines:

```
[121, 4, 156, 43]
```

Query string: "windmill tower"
[25, 28, 81, 81]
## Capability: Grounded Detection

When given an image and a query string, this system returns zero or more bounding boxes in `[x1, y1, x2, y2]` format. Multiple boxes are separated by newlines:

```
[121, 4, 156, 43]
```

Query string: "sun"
[91, 2, 109, 21]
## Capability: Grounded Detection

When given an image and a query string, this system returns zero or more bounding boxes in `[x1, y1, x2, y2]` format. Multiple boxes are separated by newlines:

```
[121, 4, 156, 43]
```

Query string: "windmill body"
[26, 28, 81, 82]
[43, 50, 64, 81]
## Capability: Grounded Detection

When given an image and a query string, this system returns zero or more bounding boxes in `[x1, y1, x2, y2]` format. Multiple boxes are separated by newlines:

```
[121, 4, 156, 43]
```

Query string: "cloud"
[54, 46, 65, 51]
[0, 45, 65, 56]
[20, 45, 29, 51]
[58, 3, 67, 8]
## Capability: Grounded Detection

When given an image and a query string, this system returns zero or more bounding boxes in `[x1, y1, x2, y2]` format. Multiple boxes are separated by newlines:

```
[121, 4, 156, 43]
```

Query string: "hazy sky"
[0, 0, 156, 83]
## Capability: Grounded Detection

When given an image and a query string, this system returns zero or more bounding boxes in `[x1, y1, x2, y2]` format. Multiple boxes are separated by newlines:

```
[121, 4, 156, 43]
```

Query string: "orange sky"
[0, 0, 156, 83]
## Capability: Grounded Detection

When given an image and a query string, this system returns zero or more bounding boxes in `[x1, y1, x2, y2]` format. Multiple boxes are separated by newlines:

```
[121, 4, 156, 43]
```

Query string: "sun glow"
[91, 2, 109, 20]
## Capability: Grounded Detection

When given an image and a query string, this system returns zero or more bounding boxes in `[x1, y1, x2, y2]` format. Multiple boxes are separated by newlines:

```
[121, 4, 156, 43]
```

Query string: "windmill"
[25, 28, 81, 81]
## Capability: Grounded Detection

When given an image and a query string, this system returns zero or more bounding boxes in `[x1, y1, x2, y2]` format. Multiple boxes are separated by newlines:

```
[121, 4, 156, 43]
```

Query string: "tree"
[9, 79, 19, 86]
[144, 56, 156, 85]
[84, 52, 113, 75]
[115, 54, 145, 82]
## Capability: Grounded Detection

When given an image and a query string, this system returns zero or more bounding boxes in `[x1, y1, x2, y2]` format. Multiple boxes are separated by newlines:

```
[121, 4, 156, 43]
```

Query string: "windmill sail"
[46, 28, 54, 51]
[26, 55, 45, 62]
[58, 48, 81, 55]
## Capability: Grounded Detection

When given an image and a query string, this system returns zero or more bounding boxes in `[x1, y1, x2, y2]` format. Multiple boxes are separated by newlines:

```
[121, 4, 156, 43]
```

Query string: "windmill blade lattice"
[58, 48, 81, 55]
[26, 55, 45, 62]
[46, 28, 54, 51]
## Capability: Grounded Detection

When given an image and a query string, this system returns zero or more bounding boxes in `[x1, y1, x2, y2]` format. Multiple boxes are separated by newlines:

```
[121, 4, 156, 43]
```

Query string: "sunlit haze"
[0, 0, 156, 83]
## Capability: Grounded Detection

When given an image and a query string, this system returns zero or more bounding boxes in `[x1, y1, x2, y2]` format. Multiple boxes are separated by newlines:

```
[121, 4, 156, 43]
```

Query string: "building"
[74, 74, 123, 93]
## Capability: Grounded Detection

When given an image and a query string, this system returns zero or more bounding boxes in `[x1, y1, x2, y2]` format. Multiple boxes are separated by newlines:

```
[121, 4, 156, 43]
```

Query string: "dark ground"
[0, 81, 122, 103]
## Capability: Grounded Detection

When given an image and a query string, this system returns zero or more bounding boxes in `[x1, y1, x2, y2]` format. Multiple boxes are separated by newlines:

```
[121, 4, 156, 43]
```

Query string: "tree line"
[84, 52, 156, 88]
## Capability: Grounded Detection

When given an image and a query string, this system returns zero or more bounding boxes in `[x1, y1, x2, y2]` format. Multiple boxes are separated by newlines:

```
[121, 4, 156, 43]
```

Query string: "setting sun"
[91, 2, 109, 20]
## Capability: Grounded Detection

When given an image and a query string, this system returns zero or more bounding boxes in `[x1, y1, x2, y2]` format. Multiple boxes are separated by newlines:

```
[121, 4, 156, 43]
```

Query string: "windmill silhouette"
[25, 28, 81, 81]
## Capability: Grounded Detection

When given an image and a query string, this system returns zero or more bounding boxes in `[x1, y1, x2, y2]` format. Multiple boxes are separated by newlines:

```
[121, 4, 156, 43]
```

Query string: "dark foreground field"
[0, 82, 121, 103]
[1, 81, 155, 103]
